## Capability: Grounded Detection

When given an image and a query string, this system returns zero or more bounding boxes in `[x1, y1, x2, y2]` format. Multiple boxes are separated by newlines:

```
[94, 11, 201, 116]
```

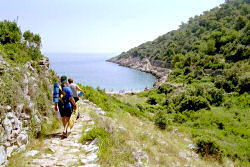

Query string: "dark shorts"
[59, 107, 72, 117]
[73, 97, 79, 102]
[70, 97, 79, 111]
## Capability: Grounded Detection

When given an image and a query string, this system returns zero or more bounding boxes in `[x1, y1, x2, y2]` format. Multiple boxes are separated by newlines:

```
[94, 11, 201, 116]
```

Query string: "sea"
[45, 53, 156, 92]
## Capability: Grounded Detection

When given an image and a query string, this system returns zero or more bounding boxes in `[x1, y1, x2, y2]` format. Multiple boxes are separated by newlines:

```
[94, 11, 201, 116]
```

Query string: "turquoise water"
[46, 53, 156, 92]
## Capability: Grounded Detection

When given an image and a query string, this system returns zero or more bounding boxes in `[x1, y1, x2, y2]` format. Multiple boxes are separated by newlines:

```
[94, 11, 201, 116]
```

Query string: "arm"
[76, 85, 84, 94]
[54, 102, 58, 111]
[69, 97, 77, 110]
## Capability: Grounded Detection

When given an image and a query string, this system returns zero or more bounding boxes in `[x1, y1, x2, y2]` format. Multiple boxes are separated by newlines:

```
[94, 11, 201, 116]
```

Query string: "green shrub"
[0, 20, 21, 45]
[206, 87, 224, 106]
[171, 68, 182, 76]
[195, 135, 222, 158]
[157, 84, 174, 94]
[146, 94, 162, 105]
[79, 127, 109, 142]
[173, 113, 188, 123]
[154, 110, 169, 129]
[183, 66, 192, 75]
[178, 96, 210, 112]
[238, 75, 250, 94]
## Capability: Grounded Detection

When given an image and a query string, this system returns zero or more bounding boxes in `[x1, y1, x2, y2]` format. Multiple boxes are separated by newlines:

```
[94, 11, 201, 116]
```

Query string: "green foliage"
[117, 0, 250, 65]
[238, 75, 250, 94]
[80, 85, 147, 117]
[206, 87, 224, 106]
[154, 110, 169, 129]
[146, 94, 162, 105]
[23, 30, 41, 48]
[195, 135, 222, 158]
[157, 84, 174, 94]
[178, 96, 210, 112]
[0, 20, 21, 45]
[37, 119, 61, 139]
[79, 127, 109, 142]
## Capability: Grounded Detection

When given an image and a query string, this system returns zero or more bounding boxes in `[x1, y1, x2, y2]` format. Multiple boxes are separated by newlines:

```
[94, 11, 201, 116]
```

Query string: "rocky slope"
[0, 56, 56, 166]
[107, 57, 171, 87]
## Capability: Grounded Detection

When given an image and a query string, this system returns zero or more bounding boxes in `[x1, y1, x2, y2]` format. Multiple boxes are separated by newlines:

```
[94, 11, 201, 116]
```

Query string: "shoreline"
[105, 90, 145, 95]
[106, 57, 171, 88]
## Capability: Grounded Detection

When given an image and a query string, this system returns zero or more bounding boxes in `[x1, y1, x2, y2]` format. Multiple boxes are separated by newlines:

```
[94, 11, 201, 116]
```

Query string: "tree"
[23, 30, 41, 48]
[0, 20, 21, 45]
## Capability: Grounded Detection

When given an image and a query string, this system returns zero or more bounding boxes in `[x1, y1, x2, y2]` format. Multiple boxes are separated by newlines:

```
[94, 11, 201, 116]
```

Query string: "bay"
[46, 53, 156, 92]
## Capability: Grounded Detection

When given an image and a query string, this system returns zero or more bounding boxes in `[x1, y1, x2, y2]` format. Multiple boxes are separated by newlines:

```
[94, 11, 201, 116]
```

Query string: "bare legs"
[62, 116, 70, 135]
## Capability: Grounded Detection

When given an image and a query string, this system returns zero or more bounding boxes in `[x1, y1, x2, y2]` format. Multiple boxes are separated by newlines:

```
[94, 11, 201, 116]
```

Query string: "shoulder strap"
[59, 85, 66, 96]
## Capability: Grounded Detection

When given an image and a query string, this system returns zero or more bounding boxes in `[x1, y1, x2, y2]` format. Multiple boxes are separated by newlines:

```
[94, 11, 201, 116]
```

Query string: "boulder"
[117, 126, 127, 132]
[22, 74, 29, 95]
[17, 132, 28, 146]
[3, 117, 12, 140]
[0, 146, 6, 165]
[17, 145, 26, 153]
[13, 116, 22, 131]
[3, 141, 10, 147]
[6, 112, 15, 120]
[6, 146, 17, 158]
[38, 57, 50, 68]
[0, 105, 11, 111]
[25, 150, 40, 157]
[15, 104, 24, 117]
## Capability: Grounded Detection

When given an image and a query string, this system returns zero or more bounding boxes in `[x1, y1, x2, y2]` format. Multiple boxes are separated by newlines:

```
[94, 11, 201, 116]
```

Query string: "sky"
[0, 0, 225, 54]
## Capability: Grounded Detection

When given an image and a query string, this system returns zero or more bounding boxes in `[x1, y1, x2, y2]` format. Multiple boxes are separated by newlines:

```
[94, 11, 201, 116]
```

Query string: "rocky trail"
[5, 98, 207, 167]
[24, 100, 101, 167]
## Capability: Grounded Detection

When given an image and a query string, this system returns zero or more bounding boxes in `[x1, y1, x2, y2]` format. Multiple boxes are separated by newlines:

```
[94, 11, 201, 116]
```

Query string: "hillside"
[0, 20, 58, 166]
[107, 0, 250, 165]
[108, 0, 249, 88]
[0, 0, 249, 166]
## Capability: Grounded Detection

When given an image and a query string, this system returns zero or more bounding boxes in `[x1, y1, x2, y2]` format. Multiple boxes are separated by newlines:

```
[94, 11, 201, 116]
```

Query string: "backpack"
[53, 83, 67, 109]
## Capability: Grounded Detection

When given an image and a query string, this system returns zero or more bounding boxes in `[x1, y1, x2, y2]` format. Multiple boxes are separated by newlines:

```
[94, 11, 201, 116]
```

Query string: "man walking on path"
[68, 78, 84, 103]
[68, 78, 84, 119]
[53, 75, 76, 137]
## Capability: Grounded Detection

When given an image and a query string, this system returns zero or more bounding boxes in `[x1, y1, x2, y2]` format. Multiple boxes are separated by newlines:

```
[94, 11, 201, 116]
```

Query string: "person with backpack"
[53, 75, 76, 137]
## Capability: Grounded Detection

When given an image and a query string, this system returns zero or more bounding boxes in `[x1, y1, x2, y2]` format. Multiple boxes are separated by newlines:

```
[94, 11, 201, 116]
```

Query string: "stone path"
[25, 100, 100, 167]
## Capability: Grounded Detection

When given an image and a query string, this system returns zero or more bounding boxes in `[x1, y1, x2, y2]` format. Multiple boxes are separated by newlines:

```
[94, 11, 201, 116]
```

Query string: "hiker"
[68, 78, 84, 103]
[68, 78, 84, 119]
[53, 75, 76, 137]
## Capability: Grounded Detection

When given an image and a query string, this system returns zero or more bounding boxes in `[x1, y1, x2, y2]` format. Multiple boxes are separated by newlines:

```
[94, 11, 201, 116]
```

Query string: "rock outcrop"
[0, 57, 55, 166]
[107, 57, 171, 87]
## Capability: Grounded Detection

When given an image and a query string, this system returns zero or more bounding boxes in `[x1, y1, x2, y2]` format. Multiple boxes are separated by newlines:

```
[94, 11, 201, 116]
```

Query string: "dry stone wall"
[0, 57, 55, 166]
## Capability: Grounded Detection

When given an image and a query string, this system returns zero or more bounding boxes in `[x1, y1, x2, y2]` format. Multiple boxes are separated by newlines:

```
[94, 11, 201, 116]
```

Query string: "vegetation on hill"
[0, 20, 59, 137]
[86, 0, 250, 165]
[79, 84, 249, 166]
[118, 0, 249, 65]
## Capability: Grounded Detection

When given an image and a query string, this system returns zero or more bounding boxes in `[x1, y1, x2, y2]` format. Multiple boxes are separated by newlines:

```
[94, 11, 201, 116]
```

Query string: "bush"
[178, 96, 210, 112]
[183, 66, 193, 75]
[206, 87, 224, 106]
[157, 84, 174, 94]
[154, 110, 169, 129]
[79, 127, 109, 142]
[0, 20, 21, 45]
[173, 113, 188, 123]
[146, 94, 162, 105]
[171, 68, 182, 76]
[238, 75, 250, 94]
[195, 135, 222, 158]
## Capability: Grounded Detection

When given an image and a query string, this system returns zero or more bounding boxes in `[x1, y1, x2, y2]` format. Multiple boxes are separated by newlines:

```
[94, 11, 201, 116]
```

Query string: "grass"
[82, 107, 135, 166]
[113, 93, 147, 105]
[81, 93, 235, 167]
